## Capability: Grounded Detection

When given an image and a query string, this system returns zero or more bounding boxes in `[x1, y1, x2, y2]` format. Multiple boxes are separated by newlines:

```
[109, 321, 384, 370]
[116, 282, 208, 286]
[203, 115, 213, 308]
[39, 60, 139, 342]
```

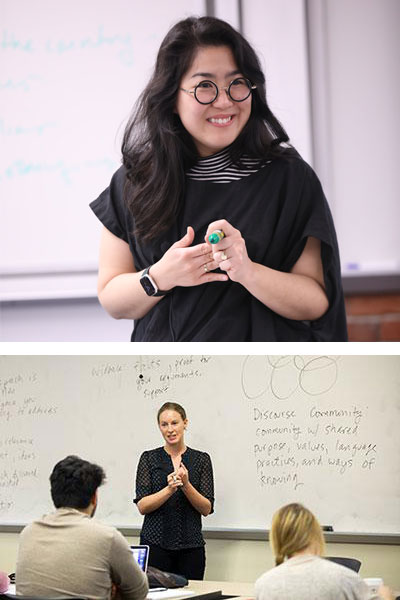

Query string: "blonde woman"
[134, 402, 214, 580]
[255, 503, 394, 600]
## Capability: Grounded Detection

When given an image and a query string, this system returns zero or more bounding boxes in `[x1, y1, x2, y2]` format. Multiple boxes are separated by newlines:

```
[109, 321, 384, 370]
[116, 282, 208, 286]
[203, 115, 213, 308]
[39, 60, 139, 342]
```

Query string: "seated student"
[16, 455, 149, 600]
[255, 503, 395, 600]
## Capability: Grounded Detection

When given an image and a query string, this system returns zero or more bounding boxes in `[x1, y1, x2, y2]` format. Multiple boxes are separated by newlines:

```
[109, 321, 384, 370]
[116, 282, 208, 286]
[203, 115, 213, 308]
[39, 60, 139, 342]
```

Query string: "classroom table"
[187, 580, 254, 598]
[5, 581, 254, 600]
[7, 580, 398, 600]
[150, 581, 398, 600]
[148, 581, 254, 600]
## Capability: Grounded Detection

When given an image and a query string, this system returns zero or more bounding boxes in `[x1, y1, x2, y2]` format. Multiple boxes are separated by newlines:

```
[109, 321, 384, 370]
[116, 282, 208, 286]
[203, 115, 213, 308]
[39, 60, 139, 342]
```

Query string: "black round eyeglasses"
[180, 77, 256, 105]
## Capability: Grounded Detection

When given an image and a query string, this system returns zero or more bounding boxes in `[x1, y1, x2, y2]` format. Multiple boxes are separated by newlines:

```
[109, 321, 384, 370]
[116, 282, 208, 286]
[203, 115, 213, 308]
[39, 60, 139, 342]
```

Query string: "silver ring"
[221, 252, 228, 261]
[204, 264, 209, 272]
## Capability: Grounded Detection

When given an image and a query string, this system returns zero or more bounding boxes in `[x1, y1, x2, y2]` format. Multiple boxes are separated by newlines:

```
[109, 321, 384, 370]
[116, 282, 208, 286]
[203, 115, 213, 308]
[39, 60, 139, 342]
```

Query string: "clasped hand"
[205, 219, 251, 283]
[167, 463, 189, 493]
[150, 226, 229, 290]
[151, 220, 250, 290]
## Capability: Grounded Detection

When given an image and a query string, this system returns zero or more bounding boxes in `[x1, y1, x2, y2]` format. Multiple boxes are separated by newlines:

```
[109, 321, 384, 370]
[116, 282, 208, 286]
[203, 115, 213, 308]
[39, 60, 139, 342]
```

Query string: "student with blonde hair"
[255, 503, 394, 600]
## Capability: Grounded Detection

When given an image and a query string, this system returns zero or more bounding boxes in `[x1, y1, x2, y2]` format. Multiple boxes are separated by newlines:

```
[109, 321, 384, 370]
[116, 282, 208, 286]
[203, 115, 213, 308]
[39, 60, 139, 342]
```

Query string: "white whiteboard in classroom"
[0, 354, 399, 534]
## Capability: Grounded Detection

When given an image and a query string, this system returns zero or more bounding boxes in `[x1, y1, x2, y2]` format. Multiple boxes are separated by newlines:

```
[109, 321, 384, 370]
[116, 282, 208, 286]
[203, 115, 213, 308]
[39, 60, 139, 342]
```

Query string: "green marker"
[208, 229, 225, 244]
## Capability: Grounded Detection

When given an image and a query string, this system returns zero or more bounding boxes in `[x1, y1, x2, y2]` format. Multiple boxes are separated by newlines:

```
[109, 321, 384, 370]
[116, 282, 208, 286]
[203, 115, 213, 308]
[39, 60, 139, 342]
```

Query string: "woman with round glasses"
[181, 77, 257, 105]
[90, 16, 347, 341]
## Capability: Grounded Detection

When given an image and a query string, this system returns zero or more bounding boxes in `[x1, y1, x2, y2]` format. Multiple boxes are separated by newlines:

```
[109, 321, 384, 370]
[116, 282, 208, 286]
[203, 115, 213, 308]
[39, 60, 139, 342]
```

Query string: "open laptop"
[130, 545, 169, 592]
[130, 544, 150, 573]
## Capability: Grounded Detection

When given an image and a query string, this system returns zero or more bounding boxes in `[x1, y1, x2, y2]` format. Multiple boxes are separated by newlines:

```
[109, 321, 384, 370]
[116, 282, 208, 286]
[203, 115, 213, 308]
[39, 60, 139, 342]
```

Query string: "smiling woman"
[175, 46, 253, 157]
[90, 16, 347, 341]
[133, 402, 214, 580]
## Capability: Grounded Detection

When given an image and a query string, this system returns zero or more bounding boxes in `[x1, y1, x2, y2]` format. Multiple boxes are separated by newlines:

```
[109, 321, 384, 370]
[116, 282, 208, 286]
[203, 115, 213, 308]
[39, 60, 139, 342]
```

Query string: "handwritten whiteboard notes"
[242, 356, 378, 491]
[0, 368, 57, 517]
[0, 355, 399, 533]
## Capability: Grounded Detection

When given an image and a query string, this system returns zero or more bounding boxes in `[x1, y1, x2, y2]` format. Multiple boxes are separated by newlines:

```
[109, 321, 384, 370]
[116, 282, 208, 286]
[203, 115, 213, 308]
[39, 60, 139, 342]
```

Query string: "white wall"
[0, 298, 131, 342]
[241, 0, 313, 162]
[307, 0, 400, 275]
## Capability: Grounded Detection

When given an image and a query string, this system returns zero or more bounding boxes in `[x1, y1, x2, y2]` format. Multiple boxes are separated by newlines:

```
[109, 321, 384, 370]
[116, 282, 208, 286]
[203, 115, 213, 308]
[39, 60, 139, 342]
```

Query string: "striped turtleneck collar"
[186, 147, 270, 184]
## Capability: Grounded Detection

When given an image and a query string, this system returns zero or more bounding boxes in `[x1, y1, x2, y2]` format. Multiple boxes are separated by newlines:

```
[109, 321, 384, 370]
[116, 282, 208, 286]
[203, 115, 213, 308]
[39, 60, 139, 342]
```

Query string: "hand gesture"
[167, 471, 183, 493]
[177, 462, 189, 487]
[205, 219, 252, 283]
[151, 226, 229, 290]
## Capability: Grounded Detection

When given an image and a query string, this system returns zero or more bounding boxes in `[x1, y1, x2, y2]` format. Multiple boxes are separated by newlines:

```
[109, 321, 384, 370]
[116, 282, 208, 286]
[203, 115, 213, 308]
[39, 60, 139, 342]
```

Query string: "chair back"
[325, 556, 362, 572]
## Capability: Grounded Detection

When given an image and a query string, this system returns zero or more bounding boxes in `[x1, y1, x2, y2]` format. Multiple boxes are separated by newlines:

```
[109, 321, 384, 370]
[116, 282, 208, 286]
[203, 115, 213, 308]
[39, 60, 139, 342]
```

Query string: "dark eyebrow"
[191, 69, 242, 79]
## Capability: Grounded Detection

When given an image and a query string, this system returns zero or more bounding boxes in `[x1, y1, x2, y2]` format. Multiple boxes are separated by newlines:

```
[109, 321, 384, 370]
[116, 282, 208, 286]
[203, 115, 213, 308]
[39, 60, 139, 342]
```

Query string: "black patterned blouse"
[134, 446, 214, 550]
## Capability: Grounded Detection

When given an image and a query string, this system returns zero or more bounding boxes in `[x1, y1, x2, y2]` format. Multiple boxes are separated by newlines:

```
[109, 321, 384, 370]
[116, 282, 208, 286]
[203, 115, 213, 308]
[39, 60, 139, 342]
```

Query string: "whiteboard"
[241, 0, 312, 163]
[0, 354, 399, 534]
[0, 0, 205, 275]
[307, 0, 400, 277]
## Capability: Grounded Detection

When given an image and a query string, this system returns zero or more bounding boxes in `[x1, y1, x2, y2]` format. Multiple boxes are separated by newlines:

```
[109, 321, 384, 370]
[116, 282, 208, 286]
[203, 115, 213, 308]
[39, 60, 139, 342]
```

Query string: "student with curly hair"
[16, 455, 148, 600]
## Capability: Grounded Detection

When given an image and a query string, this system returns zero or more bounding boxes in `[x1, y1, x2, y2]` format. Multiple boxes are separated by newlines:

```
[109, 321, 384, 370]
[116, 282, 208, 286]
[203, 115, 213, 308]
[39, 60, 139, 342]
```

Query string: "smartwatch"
[139, 266, 170, 297]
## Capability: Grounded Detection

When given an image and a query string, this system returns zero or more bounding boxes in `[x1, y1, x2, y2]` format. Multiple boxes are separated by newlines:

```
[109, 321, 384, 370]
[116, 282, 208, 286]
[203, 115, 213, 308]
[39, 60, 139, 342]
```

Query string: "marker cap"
[208, 230, 225, 244]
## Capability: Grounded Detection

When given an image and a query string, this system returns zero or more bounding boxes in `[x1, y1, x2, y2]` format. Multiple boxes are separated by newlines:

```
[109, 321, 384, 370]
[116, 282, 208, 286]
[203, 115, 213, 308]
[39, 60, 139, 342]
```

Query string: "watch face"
[140, 274, 156, 296]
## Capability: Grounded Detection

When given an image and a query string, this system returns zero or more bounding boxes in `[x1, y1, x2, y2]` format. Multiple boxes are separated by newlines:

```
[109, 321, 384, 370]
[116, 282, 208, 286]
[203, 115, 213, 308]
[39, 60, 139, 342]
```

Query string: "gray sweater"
[255, 554, 376, 600]
[16, 508, 149, 600]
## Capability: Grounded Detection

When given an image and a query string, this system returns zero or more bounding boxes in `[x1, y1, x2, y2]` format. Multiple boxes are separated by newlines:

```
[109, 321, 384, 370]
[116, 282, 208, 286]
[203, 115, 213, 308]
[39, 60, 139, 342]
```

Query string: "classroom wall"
[345, 292, 400, 341]
[320, 0, 400, 275]
[0, 298, 131, 342]
[1, 531, 399, 589]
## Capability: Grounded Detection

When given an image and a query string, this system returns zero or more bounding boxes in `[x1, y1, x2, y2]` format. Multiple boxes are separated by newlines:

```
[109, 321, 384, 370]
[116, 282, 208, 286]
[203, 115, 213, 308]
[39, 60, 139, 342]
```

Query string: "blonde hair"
[157, 402, 187, 423]
[270, 503, 325, 566]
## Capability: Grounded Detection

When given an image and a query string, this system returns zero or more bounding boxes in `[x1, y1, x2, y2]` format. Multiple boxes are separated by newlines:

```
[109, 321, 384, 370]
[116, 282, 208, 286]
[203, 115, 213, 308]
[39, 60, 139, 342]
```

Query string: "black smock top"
[134, 447, 214, 550]
[90, 155, 348, 341]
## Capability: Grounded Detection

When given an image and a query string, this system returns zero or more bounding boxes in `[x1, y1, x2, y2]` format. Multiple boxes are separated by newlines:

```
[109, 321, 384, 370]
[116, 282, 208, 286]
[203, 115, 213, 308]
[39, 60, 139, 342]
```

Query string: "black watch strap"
[139, 266, 171, 297]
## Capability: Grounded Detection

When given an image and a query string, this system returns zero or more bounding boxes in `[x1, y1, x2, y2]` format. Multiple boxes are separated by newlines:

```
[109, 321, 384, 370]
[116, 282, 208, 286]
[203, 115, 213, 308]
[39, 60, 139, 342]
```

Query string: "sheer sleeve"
[199, 452, 214, 513]
[133, 451, 152, 504]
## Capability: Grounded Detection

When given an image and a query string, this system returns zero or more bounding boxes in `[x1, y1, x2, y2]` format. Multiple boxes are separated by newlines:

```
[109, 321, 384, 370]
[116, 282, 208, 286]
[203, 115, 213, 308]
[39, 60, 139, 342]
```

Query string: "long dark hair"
[122, 16, 292, 242]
